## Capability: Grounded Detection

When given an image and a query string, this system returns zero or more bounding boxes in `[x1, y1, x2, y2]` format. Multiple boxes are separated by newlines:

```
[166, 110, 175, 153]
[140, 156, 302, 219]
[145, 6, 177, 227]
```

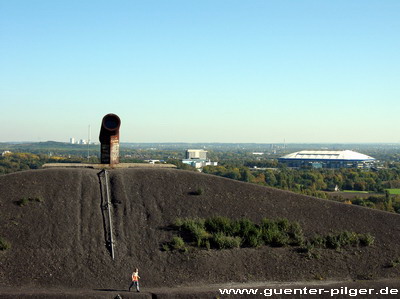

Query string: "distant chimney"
[99, 113, 121, 165]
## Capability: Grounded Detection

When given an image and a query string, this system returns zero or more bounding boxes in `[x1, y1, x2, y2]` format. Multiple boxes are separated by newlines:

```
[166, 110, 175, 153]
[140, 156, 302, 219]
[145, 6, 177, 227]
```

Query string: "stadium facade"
[278, 150, 376, 169]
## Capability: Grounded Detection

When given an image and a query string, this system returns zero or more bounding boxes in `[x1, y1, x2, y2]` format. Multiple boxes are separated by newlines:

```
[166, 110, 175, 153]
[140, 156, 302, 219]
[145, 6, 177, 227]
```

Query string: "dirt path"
[1, 279, 400, 298]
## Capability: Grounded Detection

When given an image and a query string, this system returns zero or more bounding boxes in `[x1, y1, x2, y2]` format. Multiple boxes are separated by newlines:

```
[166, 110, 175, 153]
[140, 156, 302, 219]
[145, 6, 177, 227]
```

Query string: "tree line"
[203, 165, 400, 192]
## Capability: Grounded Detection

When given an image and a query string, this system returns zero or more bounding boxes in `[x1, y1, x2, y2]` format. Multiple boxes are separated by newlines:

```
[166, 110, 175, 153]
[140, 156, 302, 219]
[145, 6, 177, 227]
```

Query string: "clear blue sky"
[1, 0, 399, 143]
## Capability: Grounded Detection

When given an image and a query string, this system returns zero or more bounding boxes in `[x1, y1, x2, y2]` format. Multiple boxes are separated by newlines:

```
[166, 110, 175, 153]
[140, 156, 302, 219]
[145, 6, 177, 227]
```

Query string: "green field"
[386, 189, 400, 195]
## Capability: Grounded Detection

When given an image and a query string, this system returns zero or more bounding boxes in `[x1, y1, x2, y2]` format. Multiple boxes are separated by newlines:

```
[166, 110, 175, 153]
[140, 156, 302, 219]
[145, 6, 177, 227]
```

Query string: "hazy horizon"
[1, 1, 399, 143]
[2, 140, 400, 146]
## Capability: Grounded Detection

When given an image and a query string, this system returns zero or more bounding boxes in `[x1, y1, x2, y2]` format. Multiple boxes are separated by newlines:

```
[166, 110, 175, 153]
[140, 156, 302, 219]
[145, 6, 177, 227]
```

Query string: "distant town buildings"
[182, 149, 218, 170]
[278, 150, 376, 169]
[185, 149, 208, 160]
[69, 138, 91, 145]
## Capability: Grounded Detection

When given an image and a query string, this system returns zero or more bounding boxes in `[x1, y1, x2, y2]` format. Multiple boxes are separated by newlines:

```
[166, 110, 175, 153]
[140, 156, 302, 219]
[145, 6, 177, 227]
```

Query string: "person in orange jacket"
[128, 268, 140, 292]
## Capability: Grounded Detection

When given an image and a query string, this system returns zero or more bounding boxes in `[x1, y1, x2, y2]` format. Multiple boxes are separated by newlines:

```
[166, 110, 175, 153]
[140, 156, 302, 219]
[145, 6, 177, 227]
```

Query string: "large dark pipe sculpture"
[99, 113, 121, 165]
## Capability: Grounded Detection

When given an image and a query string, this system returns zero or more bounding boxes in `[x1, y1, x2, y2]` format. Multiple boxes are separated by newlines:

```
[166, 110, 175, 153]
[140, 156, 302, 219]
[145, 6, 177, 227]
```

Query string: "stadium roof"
[279, 150, 375, 161]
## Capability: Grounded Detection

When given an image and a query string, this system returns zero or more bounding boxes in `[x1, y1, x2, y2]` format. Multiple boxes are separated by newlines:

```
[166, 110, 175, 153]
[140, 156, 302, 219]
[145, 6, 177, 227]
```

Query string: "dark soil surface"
[1, 168, 400, 297]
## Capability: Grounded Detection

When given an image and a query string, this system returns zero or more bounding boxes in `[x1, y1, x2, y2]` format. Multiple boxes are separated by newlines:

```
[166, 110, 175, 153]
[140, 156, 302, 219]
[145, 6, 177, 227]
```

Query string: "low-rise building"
[182, 149, 218, 170]
[185, 149, 208, 160]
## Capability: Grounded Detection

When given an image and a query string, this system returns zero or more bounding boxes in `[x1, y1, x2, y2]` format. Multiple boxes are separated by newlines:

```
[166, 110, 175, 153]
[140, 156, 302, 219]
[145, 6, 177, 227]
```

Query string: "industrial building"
[278, 150, 376, 169]
[182, 149, 218, 170]
[185, 149, 208, 160]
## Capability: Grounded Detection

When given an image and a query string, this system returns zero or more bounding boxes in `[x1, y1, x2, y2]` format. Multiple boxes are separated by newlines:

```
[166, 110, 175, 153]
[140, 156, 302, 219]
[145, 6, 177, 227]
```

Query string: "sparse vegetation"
[168, 216, 306, 251]
[261, 218, 305, 247]
[324, 231, 360, 250]
[358, 233, 375, 246]
[170, 236, 187, 252]
[16, 198, 30, 207]
[0, 237, 11, 251]
[16, 196, 44, 206]
[313, 274, 325, 280]
[159, 235, 188, 253]
[161, 243, 170, 252]
[167, 216, 374, 254]
[212, 232, 241, 249]
[297, 243, 322, 260]
[388, 257, 400, 268]
[299, 231, 375, 255]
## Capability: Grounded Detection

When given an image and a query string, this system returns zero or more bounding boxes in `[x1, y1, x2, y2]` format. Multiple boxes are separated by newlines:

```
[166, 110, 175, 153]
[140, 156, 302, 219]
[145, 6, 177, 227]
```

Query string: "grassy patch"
[385, 189, 400, 195]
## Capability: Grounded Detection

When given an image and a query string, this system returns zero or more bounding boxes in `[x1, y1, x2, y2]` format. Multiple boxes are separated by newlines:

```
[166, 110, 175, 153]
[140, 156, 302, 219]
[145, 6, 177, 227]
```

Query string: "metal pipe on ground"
[104, 170, 115, 260]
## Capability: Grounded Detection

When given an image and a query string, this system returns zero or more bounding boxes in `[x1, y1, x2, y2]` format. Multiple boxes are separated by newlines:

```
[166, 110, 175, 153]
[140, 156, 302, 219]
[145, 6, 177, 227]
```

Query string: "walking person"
[128, 268, 140, 292]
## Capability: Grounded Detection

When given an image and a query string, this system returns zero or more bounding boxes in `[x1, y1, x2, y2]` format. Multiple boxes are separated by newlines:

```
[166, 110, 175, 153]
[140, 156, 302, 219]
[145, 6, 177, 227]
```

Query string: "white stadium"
[278, 150, 376, 169]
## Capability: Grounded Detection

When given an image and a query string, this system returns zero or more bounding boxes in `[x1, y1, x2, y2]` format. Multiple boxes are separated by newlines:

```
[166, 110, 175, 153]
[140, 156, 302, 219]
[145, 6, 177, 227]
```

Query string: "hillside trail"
[1, 279, 400, 298]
